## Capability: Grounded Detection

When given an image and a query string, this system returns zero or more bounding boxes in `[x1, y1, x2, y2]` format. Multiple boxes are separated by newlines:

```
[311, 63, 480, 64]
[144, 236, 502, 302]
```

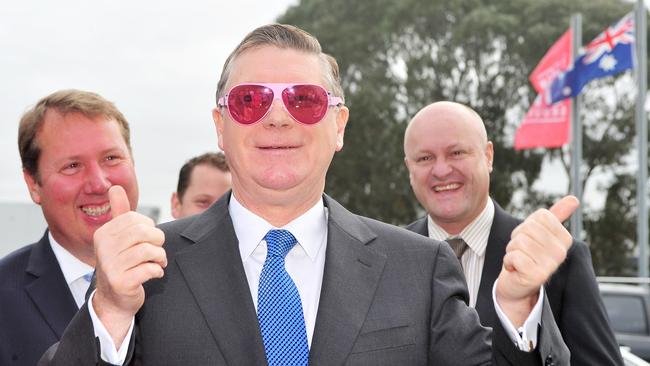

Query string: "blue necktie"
[257, 229, 309, 366]
[82, 272, 94, 283]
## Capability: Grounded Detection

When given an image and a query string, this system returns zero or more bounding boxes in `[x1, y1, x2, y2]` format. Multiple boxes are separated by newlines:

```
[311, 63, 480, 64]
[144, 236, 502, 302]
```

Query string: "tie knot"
[82, 272, 94, 283]
[446, 237, 469, 261]
[264, 229, 297, 258]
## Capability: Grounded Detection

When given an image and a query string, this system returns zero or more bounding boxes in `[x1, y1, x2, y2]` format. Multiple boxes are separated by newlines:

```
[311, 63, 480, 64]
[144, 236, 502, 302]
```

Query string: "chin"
[257, 175, 301, 192]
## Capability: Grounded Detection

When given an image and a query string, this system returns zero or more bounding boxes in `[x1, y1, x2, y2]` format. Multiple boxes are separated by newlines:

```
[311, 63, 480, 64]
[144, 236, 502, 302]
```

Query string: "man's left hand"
[496, 195, 579, 326]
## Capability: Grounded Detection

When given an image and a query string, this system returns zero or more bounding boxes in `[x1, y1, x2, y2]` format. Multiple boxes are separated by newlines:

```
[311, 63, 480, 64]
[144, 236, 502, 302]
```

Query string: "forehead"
[38, 111, 127, 155]
[407, 108, 485, 151]
[226, 46, 326, 87]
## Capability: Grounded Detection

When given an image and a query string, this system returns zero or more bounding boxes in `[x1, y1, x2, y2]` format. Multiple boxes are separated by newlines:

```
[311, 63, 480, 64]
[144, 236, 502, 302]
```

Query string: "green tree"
[279, 0, 637, 274]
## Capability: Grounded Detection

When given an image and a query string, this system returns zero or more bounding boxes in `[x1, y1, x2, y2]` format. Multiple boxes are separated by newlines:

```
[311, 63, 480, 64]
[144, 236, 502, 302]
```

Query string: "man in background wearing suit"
[170, 151, 231, 219]
[0, 90, 139, 366]
[43, 25, 576, 365]
[404, 101, 623, 365]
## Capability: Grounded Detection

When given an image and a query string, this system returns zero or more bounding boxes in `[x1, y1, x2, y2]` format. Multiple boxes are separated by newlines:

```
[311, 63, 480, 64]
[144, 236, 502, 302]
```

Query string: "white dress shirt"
[49, 232, 94, 308]
[91, 195, 541, 362]
[230, 193, 328, 346]
[90, 194, 328, 363]
[426, 199, 543, 350]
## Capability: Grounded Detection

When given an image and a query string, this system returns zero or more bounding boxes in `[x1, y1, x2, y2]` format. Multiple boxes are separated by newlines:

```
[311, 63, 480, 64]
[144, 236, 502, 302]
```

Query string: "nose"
[261, 99, 293, 128]
[83, 163, 111, 194]
[430, 158, 453, 179]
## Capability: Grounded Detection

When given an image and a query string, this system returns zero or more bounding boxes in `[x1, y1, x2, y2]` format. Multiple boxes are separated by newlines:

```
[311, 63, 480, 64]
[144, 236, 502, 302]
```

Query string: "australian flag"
[548, 12, 634, 104]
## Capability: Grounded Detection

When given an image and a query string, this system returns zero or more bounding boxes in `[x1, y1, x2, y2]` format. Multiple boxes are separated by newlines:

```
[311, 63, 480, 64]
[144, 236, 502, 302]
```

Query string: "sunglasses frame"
[217, 83, 344, 125]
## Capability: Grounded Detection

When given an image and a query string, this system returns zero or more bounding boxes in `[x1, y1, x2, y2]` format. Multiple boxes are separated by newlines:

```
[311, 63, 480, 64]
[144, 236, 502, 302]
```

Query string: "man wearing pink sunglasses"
[42, 24, 575, 366]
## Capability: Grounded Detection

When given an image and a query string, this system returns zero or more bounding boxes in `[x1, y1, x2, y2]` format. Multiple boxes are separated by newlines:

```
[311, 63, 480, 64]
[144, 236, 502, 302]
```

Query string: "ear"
[485, 141, 494, 174]
[212, 107, 225, 151]
[23, 170, 42, 204]
[334, 106, 349, 151]
[171, 192, 181, 219]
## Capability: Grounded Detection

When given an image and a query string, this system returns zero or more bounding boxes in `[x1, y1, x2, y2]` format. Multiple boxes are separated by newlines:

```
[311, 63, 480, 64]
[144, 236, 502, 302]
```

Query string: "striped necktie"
[446, 237, 469, 264]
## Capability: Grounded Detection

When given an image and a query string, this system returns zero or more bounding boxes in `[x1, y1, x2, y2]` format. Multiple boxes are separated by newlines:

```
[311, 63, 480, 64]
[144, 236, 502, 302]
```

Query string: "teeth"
[434, 183, 460, 192]
[81, 203, 110, 217]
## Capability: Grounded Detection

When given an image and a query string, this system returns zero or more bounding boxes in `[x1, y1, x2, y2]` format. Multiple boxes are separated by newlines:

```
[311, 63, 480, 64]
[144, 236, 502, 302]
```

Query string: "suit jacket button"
[544, 355, 555, 366]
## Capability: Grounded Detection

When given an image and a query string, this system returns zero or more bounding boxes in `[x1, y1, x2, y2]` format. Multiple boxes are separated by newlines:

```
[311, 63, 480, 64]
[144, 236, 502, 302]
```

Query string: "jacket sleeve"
[550, 241, 623, 366]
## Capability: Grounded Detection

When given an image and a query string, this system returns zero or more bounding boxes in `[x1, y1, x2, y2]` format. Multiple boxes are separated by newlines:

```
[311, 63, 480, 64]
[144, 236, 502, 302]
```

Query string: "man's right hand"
[92, 185, 167, 346]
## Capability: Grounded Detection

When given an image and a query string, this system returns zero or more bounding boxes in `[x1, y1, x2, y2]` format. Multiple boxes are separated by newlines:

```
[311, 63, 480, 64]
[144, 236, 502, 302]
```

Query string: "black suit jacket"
[0, 231, 79, 366]
[406, 200, 623, 366]
[41, 194, 568, 365]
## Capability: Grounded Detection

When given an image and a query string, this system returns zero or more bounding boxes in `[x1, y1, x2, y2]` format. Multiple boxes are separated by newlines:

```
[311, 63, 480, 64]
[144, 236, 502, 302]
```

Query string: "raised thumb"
[109, 185, 131, 218]
[549, 195, 580, 223]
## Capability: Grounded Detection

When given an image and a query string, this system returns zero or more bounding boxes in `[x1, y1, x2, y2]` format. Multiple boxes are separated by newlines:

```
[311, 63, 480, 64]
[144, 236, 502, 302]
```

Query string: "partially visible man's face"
[213, 46, 348, 221]
[404, 103, 493, 234]
[171, 163, 231, 218]
[23, 110, 139, 264]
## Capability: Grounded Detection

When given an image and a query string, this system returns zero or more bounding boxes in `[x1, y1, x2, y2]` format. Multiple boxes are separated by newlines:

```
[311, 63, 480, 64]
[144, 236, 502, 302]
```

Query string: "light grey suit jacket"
[40, 193, 567, 365]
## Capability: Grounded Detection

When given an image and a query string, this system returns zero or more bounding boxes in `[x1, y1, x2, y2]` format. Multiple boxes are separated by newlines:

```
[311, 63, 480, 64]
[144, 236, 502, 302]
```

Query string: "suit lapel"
[25, 232, 78, 338]
[406, 216, 428, 236]
[475, 202, 519, 323]
[174, 195, 266, 365]
[309, 196, 386, 366]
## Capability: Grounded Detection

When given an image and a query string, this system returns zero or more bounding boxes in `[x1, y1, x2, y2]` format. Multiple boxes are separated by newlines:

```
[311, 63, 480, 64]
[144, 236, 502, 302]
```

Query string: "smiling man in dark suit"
[404, 101, 623, 366]
[0, 90, 139, 366]
[42, 25, 577, 366]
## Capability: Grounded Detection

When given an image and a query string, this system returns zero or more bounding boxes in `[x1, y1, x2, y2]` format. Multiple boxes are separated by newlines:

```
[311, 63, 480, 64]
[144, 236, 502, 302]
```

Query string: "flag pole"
[636, 0, 648, 279]
[570, 14, 583, 239]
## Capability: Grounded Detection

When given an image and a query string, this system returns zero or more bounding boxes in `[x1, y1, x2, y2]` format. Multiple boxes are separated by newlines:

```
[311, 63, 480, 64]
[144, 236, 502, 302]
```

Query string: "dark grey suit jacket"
[0, 231, 79, 366]
[406, 200, 623, 366]
[40, 194, 568, 365]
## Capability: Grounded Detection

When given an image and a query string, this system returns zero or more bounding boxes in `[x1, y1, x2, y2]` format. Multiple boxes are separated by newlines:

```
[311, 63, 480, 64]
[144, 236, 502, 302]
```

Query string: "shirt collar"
[426, 199, 495, 257]
[229, 193, 328, 262]
[48, 232, 94, 286]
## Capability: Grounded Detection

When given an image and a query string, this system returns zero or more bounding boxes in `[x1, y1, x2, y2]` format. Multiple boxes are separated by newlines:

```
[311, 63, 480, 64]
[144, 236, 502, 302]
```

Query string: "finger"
[117, 242, 168, 270]
[522, 231, 566, 265]
[512, 208, 573, 248]
[549, 195, 579, 223]
[109, 185, 131, 218]
[116, 224, 165, 250]
[125, 262, 166, 285]
[502, 250, 545, 287]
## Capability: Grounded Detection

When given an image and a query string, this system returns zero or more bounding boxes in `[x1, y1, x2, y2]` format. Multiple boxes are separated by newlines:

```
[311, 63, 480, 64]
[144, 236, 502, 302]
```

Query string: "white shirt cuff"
[87, 290, 135, 364]
[492, 280, 544, 351]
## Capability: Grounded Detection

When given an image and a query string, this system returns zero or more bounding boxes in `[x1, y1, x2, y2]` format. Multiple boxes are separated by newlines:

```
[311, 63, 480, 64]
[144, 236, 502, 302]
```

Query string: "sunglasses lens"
[282, 85, 329, 124]
[227, 85, 273, 124]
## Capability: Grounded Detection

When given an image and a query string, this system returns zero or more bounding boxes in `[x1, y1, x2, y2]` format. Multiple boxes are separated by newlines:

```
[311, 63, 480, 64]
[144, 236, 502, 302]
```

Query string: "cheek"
[412, 168, 429, 185]
[41, 179, 79, 206]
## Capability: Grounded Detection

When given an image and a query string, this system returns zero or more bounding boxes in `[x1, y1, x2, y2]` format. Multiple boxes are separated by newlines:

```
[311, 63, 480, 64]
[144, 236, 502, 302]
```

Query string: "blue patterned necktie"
[257, 229, 309, 366]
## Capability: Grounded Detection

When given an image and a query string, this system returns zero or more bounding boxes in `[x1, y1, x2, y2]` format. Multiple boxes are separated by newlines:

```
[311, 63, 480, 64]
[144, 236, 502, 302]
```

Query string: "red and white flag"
[514, 29, 573, 150]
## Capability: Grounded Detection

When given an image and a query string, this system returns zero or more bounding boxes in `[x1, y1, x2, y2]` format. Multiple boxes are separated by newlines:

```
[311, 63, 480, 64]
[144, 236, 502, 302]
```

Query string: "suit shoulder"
[405, 216, 426, 229]
[158, 216, 195, 236]
[356, 215, 443, 251]
[156, 215, 206, 254]
[0, 243, 34, 282]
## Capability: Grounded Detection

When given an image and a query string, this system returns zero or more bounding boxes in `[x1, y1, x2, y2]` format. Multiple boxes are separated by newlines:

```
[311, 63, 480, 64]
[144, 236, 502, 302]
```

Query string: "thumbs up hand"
[496, 196, 579, 327]
[92, 185, 166, 346]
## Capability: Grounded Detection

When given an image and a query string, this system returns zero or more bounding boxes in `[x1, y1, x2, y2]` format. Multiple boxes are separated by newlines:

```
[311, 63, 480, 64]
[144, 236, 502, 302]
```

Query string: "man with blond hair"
[0, 89, 138, 366]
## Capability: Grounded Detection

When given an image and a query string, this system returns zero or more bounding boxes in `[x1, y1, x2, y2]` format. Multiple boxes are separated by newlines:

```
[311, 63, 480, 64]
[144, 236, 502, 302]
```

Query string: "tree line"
[279, 0, 639, 275]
